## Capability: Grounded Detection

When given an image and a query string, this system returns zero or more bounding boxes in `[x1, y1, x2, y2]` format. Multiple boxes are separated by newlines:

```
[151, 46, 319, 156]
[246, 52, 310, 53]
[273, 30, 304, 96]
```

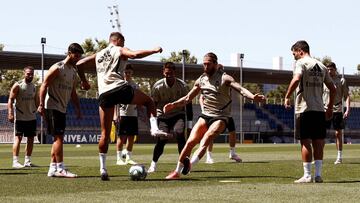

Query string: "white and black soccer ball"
[129, 164, 147, 181]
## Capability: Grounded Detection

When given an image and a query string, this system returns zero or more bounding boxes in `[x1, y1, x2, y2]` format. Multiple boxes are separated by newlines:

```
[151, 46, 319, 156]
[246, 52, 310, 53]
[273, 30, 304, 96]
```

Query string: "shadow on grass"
[203, 175, 295, 180]
[325, 180, 360, 183]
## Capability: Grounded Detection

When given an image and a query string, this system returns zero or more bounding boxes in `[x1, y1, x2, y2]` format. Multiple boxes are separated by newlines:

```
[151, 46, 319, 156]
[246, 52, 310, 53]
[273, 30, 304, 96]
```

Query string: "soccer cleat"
[100, 169, 110, 181]
[24, 161, 37, 167]
[334, 159, 342, 165]
[229, 154, 242, 163]
[54, 169, 78, 178]
[12, 161, 24, 169]
[205, 157, 214, 164]
[116, 159, 126, 166]
[151, 129, 171, 137]
[47, 168, 56, 177]
[314, 176, 323, 183]
[126, 158, 137, 165]
[182, 157, 191, 175]
[147, 164, 156, 173]
[294, 176, 312, 183]
[165, 171, 180, 180]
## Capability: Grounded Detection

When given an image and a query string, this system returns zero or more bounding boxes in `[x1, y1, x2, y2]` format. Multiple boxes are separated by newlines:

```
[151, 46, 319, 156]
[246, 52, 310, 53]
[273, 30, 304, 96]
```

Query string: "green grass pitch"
[1, 143, 360, 202]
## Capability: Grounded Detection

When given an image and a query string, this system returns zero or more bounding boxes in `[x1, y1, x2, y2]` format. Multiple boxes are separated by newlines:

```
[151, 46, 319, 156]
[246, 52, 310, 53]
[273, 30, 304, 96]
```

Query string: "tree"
[266, 84, 289, 104]
[0, 70, 40, 96]
[160, 50, 198, 64]
[0, 43, 4, 51]
[357, 64, 360, 72]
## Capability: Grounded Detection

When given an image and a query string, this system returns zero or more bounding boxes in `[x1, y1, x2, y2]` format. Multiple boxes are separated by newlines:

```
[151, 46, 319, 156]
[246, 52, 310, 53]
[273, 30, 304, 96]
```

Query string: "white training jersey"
[197, 69, 232, 117]
[119, 80, 138, 117]
[323, 75, 349, 113]
[45, 61, 77, 113]
[152, 78, 189, 119]
[15, 79, 36, 121]
[96, 44, 127, 96]
[294, 56, 332, 114]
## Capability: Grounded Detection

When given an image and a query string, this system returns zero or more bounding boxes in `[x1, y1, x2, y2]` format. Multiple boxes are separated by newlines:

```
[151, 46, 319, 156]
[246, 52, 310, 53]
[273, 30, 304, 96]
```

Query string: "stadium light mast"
[41, 37, 46, 144]
[108, 5, 121, 32]
[239, 53, 244, 144]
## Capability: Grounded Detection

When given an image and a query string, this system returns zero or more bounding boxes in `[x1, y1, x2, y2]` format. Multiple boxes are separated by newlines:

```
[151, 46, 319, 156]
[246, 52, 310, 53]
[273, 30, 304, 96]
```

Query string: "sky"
[1, 0, 360, 74]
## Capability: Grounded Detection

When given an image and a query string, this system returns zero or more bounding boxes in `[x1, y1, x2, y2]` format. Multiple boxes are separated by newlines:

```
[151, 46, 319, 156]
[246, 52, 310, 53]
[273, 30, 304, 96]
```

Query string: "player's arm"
[342, 79, 350, 119]
[38, 65, 60, 116]
[76, 54, 96, 90]
[324, 73, 336, 120]
[224, 74, 265, 103]
[120, 47, 162, 59]
[163, 81, 201, 113]
[71, 79, 81, 119]
[284, 73, 301, 109]
[7, 83, 19, 123]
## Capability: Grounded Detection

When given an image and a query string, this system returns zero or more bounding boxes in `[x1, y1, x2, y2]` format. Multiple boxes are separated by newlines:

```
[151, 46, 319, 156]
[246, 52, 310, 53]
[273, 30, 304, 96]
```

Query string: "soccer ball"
[129, 164, 147, 181]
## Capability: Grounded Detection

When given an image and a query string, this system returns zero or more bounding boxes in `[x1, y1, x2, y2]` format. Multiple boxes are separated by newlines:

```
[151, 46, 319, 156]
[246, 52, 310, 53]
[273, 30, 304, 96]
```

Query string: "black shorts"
[326, 112, 345, 130]
[15, 120, 36, 137]
[227, 117, 235, 132]
[116, 116, 138, 136]
[199, 114, 228, 129]
[158, 114, 185, 135]
[98, 84, 134, 108]
[295, 111, 326, 140]
[45, 109, 66, 136]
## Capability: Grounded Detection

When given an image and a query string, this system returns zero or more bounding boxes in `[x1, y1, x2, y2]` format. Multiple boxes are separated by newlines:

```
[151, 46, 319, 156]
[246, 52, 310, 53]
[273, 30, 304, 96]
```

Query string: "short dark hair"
[23, 66, 34, 71]
[204, 52, 218, 64]
[163, 62, 175, 71]
[325, 61, 337, 70]
[109, 32, 125, 42]
[291, 40, 310, 53]
[125, 64, 133, 71]
[68, 43, 84, 54]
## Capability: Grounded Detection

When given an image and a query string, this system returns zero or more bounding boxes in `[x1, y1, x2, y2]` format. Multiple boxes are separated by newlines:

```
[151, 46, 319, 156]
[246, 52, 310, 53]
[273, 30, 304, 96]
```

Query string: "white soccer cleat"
[294, 176, 312, 183]
[126, 158, 137, 165]
[100, 169, 110, 181]
[24, 161, 37, 167]
[54, 169, 78, 178]
[205, 157, 214, 164]
[151, 129, 171, 137]
[334, 159, 342, 165]
[116, 159, 126, 166]
[147, 165, 156, 173]
[314, 176, 323, 183]
[12, 161, 24, 169]
[47, 168, 57, 177]
[229, 154, 242, 163]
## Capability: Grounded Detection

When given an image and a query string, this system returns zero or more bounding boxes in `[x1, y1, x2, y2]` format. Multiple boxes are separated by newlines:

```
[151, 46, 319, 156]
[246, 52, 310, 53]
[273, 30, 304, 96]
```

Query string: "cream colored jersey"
[323, 76, 349, 113]
[15, 79, 36, 121]
[197, 69, 231, 117]
[119, 80, 138, 117]
[294, 56, 332, 114]
[45, 61, 77, 113]
[152, 78, 189, 119]
[96, 44, 127, 96]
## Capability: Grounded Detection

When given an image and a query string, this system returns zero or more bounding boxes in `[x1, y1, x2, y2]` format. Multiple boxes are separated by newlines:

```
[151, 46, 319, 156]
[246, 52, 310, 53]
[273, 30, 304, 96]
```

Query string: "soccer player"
[8, 66, 38, 168]
[76, 32, 169, 181]
[114, 64, 139, 165]
[284, 40, 336, 183]
[38, 43, 84, 178]
[164, 52, 265, 179]
[147, 62, 193, 173]
[323, 62, 350, 164]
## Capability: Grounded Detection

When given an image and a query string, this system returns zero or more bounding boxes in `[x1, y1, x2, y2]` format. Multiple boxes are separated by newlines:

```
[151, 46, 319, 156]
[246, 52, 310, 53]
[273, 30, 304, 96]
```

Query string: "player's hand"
[154, 47, 162, 53]
[325, 108, 333, 121]
[163, 103, 175, 113]
[8, 113, 14, 123]
[343, 110, 350, 119]
[284, 98, 292, 109]
[80, 80, 91, 91]
[37, 105, 45, 117]
[253, 94, 266, 103]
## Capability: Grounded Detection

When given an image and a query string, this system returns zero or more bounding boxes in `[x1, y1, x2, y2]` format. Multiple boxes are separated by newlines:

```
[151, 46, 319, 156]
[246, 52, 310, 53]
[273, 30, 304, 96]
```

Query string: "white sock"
[229, 147, 236, 157]
[150, 161, 157, 168]
[175, 161, 184, 174]
[56, 162, 64, 170]
[126, 151, 132, 159]
[191, 156, 199, 165]
[303, 162, 311, 177]
[25, 155, 31, 163]
[116, 151, 121, 160]
[150, 117, 159, 131]
[207, 151, 212, 159]
[314, 160, 322, 177]
[337, 150, 342, 159]
[13, 156, 19, 162]
[49, 162, 56, 171]
[99, 153, 107, 171]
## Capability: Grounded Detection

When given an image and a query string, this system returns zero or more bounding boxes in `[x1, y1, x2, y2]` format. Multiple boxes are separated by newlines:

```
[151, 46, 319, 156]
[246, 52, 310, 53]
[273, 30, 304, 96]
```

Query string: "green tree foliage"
[0, 43, 4, 51]
[160, 50, 198, 64]
[266, 84, 289, 103]
[0, 70, 39, 96]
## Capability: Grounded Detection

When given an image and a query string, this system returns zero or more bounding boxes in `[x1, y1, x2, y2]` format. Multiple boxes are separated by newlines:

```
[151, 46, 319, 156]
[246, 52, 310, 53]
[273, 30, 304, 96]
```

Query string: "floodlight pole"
[239, 53, 244, 144]
[41, 37, 46, 144]
[182, 50, 188, 136]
